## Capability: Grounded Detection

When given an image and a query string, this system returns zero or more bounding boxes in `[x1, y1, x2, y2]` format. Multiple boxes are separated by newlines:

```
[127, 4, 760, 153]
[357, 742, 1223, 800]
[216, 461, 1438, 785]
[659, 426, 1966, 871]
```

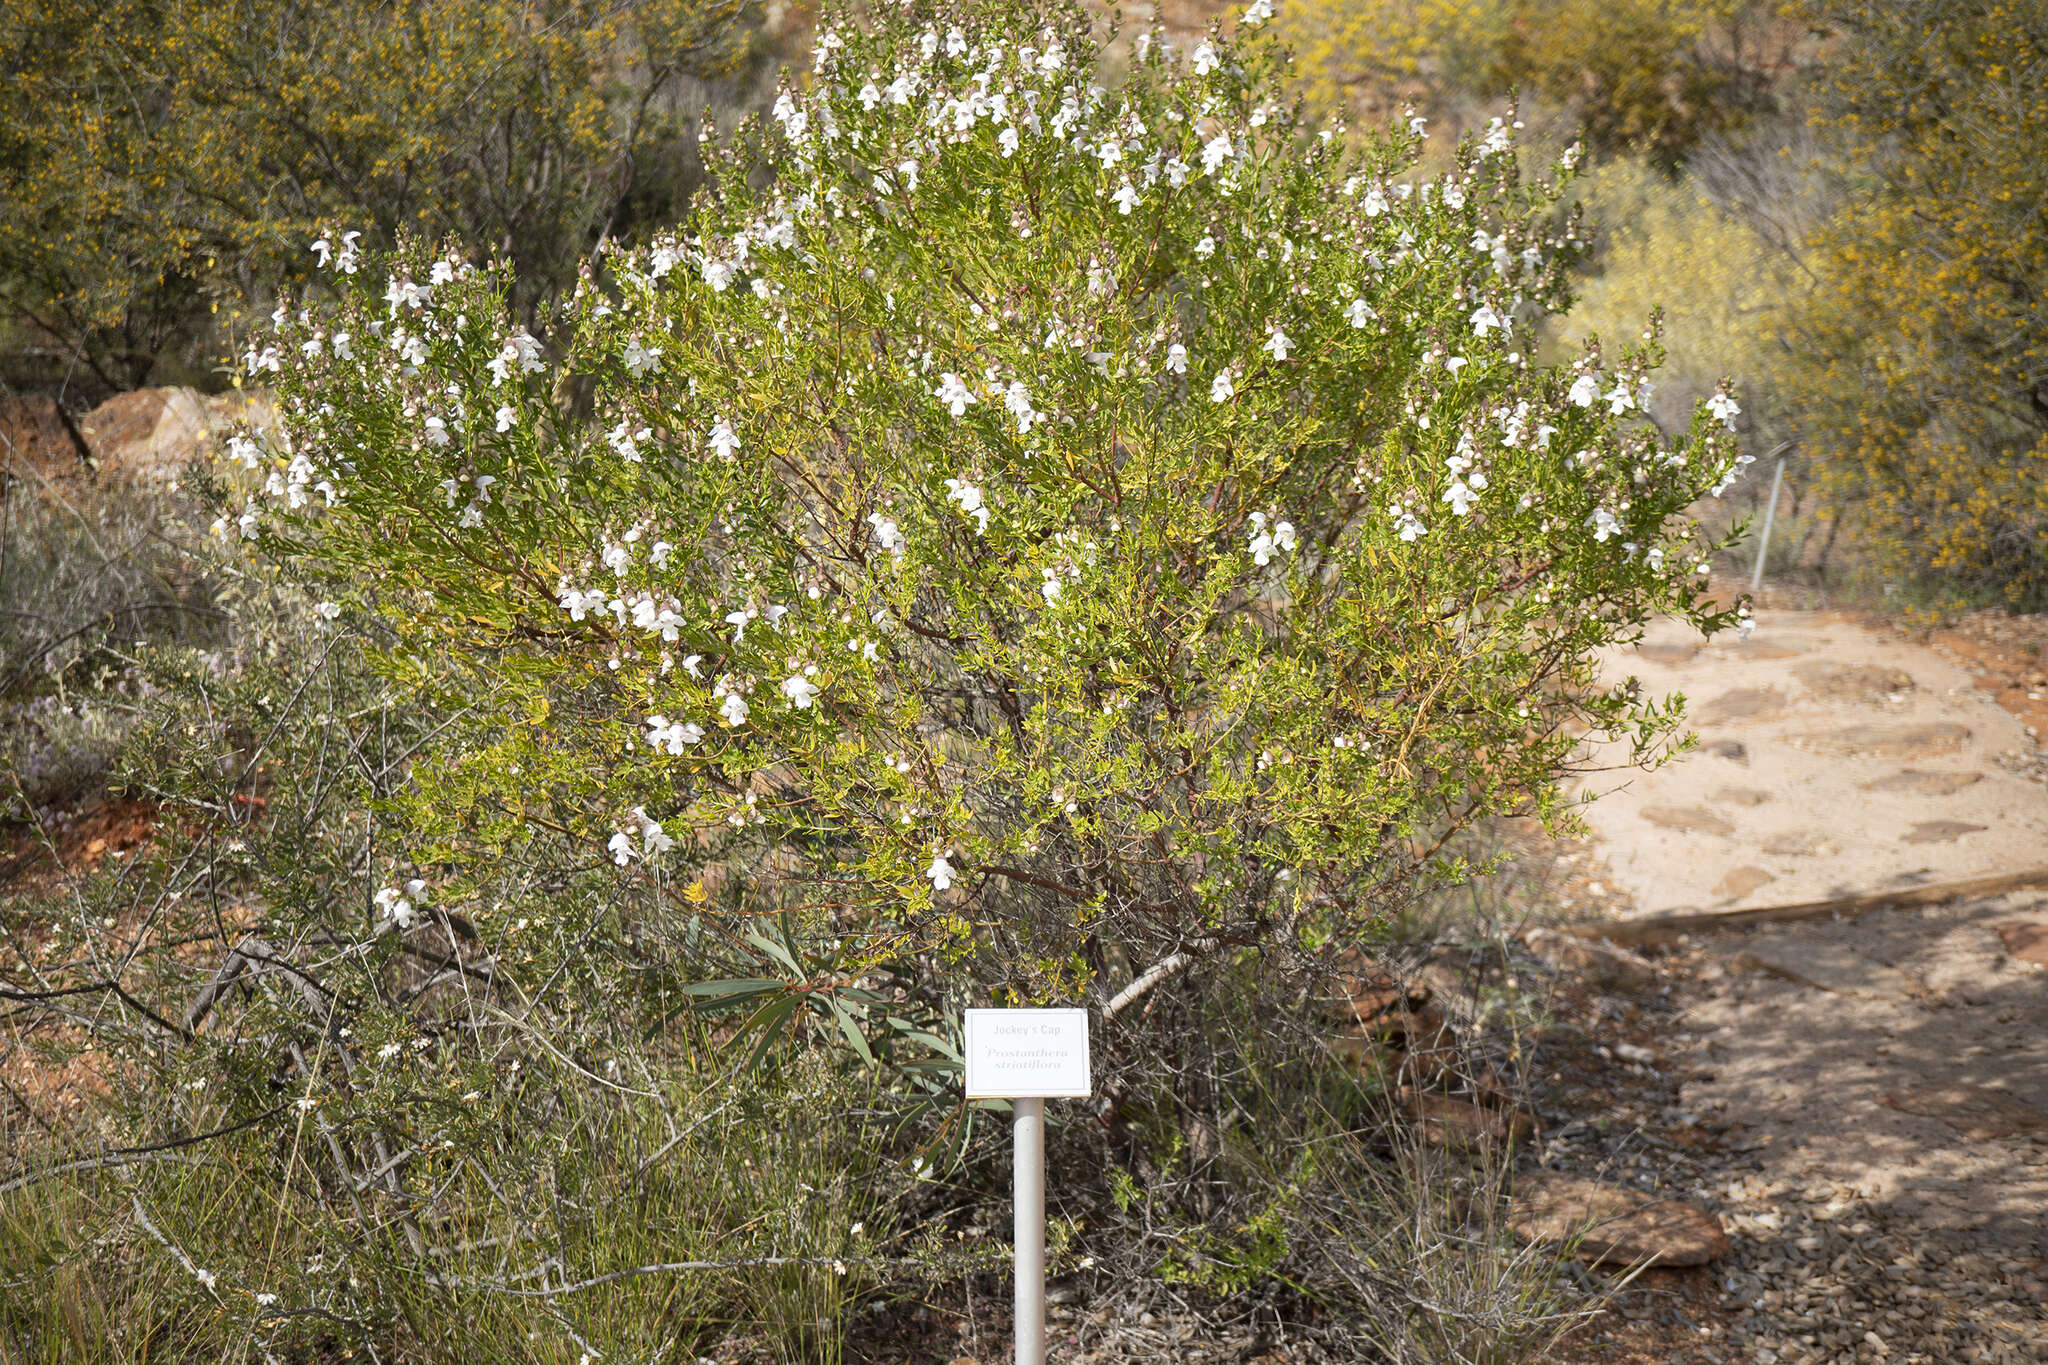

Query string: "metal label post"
[963, 1008, 1092, 1365]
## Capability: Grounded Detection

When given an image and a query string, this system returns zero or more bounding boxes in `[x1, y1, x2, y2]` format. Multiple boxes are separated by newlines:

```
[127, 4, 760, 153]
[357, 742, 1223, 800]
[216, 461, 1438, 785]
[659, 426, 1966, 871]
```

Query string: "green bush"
[0, 0, 765, 398]
[237, 0, 1741, 1015]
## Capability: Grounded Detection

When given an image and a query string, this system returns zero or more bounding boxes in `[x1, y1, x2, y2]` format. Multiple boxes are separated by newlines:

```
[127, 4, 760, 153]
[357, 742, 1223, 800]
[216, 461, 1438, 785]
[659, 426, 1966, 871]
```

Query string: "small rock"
[1995, 920, 2048, 967]
[1707, 739, 1750, 763]
[1762, 831, 1840, 857]
[1882, 1084, 2048, 1140]
[1795, 662, 1915, 702]
[1524, 929, 1659, 991]
[1716, 866, 1777, 900]
[1697, 686, 1788, 724]
[1799, 723, 1970, 760]
[1405, 1092, 1539, 1146]
[1862, 769, 1986, 796]
[1642, 805, 1737, 836]
[1510, 1171, 1730, 1267]
[1728, 943, 1919, 999]
[1901, 820, 1987, 844]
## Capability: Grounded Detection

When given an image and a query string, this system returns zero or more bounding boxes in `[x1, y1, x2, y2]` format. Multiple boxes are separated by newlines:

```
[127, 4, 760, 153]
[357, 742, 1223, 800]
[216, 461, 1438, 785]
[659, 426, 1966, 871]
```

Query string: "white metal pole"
[1750, 456, 1786, 596]
[1014, 1097, 1046, 1365]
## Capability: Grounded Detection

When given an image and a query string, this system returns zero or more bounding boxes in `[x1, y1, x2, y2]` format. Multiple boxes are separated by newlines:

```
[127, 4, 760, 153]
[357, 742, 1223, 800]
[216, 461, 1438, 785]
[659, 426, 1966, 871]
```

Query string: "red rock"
[1997, 920, 2048, 968]
[1510, 1172, 1729, 1267]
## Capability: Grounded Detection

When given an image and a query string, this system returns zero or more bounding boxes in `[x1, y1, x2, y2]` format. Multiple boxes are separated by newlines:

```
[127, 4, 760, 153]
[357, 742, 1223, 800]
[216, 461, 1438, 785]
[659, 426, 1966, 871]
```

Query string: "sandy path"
[1562, 607, 2048, 1361]
[1578, 609, 2048, 917]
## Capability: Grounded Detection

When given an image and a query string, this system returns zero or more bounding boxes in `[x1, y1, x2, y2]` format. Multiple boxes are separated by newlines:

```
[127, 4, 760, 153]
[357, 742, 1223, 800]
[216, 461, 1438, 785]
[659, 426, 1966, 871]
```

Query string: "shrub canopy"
[232, 0, 1743, 1028]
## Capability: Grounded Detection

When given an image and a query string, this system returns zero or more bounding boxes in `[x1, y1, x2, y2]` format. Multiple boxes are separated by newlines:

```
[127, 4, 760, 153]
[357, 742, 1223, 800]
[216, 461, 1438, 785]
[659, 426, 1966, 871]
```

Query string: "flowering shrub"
[234, 0, 1742, 1020]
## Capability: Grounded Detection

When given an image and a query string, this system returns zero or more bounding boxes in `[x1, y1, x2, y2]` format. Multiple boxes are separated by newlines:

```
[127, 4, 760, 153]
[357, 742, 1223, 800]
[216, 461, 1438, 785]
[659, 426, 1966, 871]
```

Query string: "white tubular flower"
[1191, 41, 1219, 75]
[1242, 0, 1274, 26]
[624, 339, 662, 376]
[933, 372, 976, 416]
[868, 512, 906, 557]
[1165, 343, 1188, 374]
[314, 601, 342, 620]
[1201, 132, 1233, 172]
[781, 673, 822, 709]
[1588, 507, 1622, 542]
[423, 416, 449, 447]
[1003, 381, 1040, 434]
[1707, 391, 1741, 426]
[720, 692, 750, 727]
[1444, 479, 1478, 516]
[999, 125, 1021, 157]
[1604, 381, 1635, 415]
[1263, 328, 1293, 361]
[1113, 182, 1140, 215]
[926, 853, 956, 892]
[944, 477, 990, 533]
[495, 405, 517, 433]
[1470, 303, 1506, 336]
[708, 416, 742, 461]
[1210, 368, 1235, 403]
[1568, 373, 1600, 408]
[311, 236, 333, 268]
[608, 831, 637, 866]
[1346, 298, 1376, 328]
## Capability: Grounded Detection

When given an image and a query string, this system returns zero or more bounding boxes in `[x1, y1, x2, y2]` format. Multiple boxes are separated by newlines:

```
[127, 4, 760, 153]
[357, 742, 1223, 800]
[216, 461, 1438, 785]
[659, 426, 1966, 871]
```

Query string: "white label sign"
[963, 1008, 1092, 1100]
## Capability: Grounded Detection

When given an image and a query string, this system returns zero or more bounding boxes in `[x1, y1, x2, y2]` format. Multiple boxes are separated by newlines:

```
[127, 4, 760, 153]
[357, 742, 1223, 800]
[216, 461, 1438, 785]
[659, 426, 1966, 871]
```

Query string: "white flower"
[720, 692, 750, 727]
[1588, 507, 1622, 542]
[639, 814, 675, 857]
[1604, 381, 1635, 415]
[999, 125, 1020, 157]
[1707, 391, 1741, 427]
[1164, 156, 1190, 186]
[927, 853, 956, 891]
[429, 260, 456, 286]
[608, 422, 650, 463]
[330, 330, 351, 359]
[868, 512, 906, 557]
[646, 715, 706, 753]
[311, 236, 333, 268]
[1392, 506, 1427, 541]
[384, 277, 428, 312]
[194, 1269, 217, 1292]
[1165, 343, 1188, 374]
[1191, 41, 1220, 75]
[314, 601, 342, 620]
[1003, 381, 1041, 434]
[1568, 373, 1600, 408]
[708, 416, 742, 461]
[933, 371, 976, 416]
[1470, 303, 1506, 336]
[1443, 479, 1479, 516]
[895, 158, 919, 192]
[1345, 298, 1376, 328]
[781, 673, 822, 709]
[1194, 234, 1216, 258]
[1201, 132, 1234, 173]
[1210, 369, 1235, 403]
[1274, 520, 1296, 552]
[490, 405, 515, 433]
[1263, 328, 1293, 361]
[423, 416, 450, 447]
[944, 476, 990, 533]
[608, 831, 637, 866]
[374, 885, 419, 929]
[1242, 0, 1274, 26]
[624, 339, 662, 376]
[1112, 182, 1140, 215]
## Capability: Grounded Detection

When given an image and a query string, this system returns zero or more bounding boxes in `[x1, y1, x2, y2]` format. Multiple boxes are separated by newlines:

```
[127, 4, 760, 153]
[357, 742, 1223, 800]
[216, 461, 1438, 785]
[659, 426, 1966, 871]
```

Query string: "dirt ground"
[1556, 604, 2048, 1365]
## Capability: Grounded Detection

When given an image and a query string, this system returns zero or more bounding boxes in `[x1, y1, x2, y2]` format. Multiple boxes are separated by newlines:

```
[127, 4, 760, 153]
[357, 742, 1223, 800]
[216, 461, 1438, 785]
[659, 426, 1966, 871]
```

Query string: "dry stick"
[1564, 866, 2048, 948]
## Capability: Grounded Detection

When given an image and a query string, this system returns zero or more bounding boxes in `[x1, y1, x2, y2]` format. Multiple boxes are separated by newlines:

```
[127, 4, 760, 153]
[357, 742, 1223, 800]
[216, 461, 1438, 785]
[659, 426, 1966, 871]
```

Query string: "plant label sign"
[963, 1008, 1091, 1100]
